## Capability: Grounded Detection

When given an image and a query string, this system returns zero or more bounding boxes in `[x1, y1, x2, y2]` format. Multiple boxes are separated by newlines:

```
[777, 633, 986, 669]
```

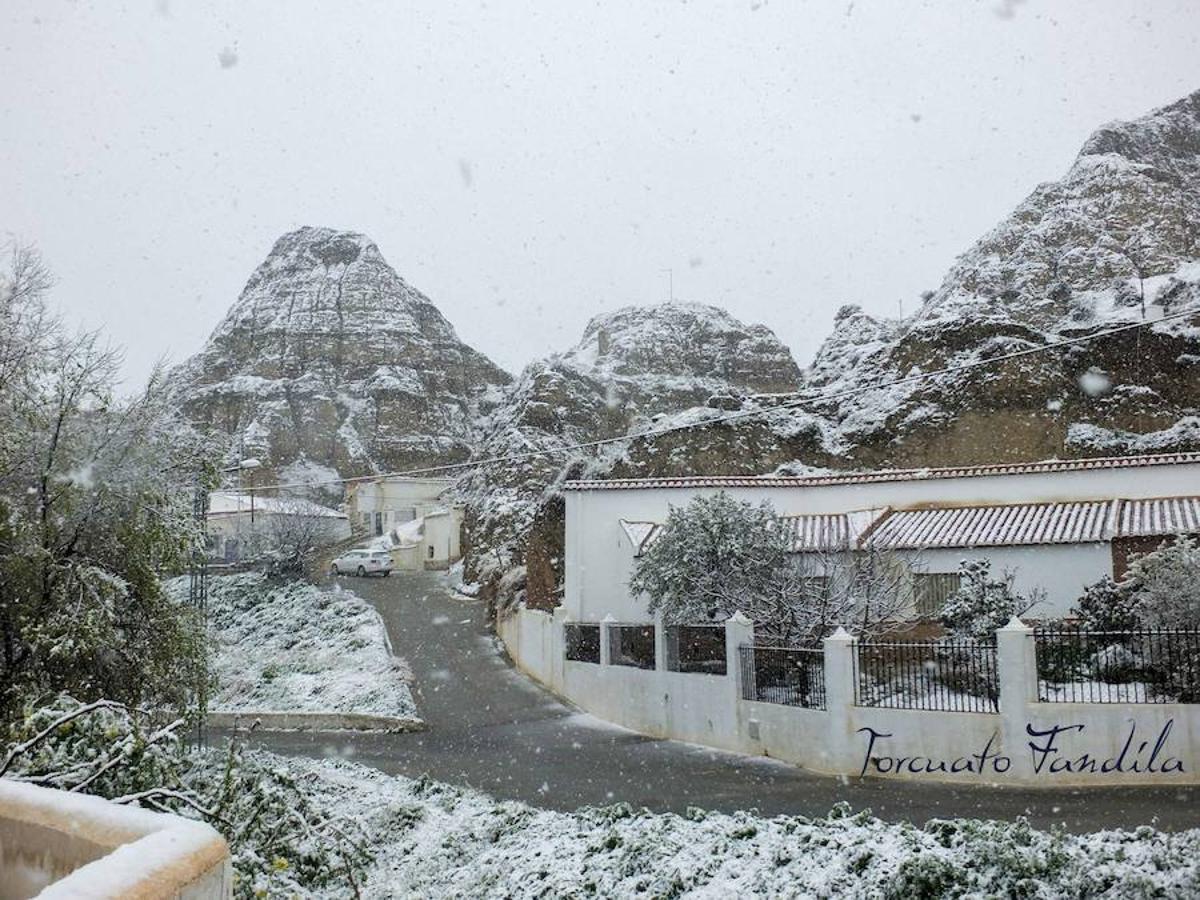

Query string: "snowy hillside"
[458, 303, 802, 605]
[169, 574, 419, 722]
[171, 227, 510, 492]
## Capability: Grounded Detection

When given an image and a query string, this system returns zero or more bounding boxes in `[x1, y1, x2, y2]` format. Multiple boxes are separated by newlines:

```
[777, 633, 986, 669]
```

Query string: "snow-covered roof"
[207, 491, 346, 519]
[865, 501, 1116, 550]
[1119, 497, 1200, 538]
[564, 451, 1200, 492]
[780, 510, 889, 552]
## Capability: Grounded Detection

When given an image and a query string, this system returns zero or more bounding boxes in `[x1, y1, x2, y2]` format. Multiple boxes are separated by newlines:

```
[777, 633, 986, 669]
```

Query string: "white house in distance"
[346, 475, 464, 570]
[206, 491, 351, 563]
[562, 451, 1200, 623]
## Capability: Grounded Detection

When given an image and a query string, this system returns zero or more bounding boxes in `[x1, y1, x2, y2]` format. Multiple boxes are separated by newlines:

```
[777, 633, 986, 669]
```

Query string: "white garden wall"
[499, 606, 1200, 787]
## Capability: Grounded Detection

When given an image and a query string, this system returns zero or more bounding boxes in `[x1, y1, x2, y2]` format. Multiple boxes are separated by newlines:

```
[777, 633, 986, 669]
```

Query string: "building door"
[374, 512, 383, 536]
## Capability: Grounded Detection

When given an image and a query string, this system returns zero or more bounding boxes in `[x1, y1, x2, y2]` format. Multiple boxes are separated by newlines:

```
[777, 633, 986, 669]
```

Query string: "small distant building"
[346, 476, 455, 537]
[564, 452, 1200, 623]
[346, 476, 464, 570]
[206, 491, 350, 563]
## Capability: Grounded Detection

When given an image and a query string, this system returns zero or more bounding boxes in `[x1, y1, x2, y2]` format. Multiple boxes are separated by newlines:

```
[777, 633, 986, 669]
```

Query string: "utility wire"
[226, 308, 1200, 495]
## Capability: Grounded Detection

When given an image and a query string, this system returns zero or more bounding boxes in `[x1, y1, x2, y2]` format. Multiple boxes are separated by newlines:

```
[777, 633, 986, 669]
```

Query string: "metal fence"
[1035, 627, 1200, 704]
[665, 625, 727, 675]
[738, 645, 826, 709]
[565, 623, 601, 664]
[855, 639, 999, 713]
[608, 623, 656, 670]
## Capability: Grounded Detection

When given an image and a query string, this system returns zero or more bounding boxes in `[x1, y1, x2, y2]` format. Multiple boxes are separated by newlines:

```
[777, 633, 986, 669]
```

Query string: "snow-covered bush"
[1, 695, 372, 899]
[1072, 575, 1141, 632]
[630, 492, 787, 626]
[1125, 534, 1200, 628]
[940, 559, 1043, 641]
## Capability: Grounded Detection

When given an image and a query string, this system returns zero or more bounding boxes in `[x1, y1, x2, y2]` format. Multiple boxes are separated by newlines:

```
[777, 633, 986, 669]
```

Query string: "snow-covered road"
[231, 571, 1200, 832]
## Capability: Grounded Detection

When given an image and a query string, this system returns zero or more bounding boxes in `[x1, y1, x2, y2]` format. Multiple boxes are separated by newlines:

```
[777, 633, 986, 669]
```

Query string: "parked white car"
[330, 548, 393, 577]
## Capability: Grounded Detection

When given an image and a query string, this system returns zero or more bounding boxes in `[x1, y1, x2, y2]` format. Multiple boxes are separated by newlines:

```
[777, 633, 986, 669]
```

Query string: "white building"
[206, 491, 350, 563]
[346, 476, 455, 537]
[563, 452, 1200, 623]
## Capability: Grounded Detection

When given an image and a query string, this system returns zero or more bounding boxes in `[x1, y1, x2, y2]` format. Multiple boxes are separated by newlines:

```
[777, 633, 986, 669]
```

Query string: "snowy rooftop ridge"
[564, 451, 1200, 491]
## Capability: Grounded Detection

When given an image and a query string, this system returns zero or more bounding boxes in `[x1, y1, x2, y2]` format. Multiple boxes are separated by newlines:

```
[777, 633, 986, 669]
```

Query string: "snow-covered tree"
[0, 242, 211, 721]
[629, 493, 917, 645]
[629, 492, 788, 625]
[940, 559, 1043, 641]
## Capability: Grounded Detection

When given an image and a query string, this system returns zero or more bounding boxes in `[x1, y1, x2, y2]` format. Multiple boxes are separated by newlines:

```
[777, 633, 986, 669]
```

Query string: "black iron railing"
[1035, 627, 1200, 704]
[738, 645, 826, 709]
[608, 623, 656, 669]
[855, 639, 999, 713]
[565, 623, 601, 664]
[666, 625, 727, 675]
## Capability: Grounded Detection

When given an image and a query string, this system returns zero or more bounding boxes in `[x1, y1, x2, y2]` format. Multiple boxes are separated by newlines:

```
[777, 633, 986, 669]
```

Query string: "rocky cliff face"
[459, 303, 802, 605]
[172, 227, 510, 491]
[781, 88, 1200, 468]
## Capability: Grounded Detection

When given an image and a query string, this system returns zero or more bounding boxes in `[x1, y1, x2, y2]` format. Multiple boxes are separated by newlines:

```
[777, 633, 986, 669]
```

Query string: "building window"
[374, 512, 383, 536]
[914, 572, 961, 618]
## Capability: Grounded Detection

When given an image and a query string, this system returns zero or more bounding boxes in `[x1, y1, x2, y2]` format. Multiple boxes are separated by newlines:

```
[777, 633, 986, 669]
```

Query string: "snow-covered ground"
[173, 574, 419, 721]
[270, 750, 1200, 898]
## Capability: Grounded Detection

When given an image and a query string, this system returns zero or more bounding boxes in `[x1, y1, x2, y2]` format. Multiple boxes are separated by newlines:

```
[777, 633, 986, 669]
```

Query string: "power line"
[228, 308, 1200, 495]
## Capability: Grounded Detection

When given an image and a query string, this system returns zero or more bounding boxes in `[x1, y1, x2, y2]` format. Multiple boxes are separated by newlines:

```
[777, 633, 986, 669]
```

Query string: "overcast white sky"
[2, 1, 1199, 387]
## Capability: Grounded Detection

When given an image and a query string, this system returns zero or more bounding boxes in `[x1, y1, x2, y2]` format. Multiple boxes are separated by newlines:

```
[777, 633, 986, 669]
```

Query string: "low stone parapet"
[0, 779, 231, 898]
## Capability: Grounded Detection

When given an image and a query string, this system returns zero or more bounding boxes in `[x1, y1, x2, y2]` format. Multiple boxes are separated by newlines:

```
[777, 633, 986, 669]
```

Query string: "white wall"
[919, 543, 1114, 619]
[423, 508, 463, 567]
[499, 606, 1200, 787]
[349, 478, 453, 516]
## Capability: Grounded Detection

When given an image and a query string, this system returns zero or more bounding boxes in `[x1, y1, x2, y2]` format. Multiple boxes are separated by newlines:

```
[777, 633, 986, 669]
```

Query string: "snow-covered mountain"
[172, 227, 511, 490]
[468, 88, 1200, 609]
[780, 87, 1200, 469]
[458, 303, 802, 603]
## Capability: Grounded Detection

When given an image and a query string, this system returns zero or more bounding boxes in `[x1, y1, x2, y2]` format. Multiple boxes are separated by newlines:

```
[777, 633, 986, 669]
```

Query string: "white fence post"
[551, 605, 568, 691]
[600, 614, 615, 667]
[823, 627, 859, 775]
[997, 616, 1036, 778]
[654, 612, 669, 672]
[725, 612, 754, 703]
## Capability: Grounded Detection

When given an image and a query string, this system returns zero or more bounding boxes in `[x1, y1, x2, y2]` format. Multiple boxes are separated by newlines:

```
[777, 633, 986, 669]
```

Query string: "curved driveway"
[242, 572, 1200, 832]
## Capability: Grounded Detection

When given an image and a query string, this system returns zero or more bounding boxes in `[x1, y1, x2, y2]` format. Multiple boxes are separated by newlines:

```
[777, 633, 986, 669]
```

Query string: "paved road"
[236, 571, 1200, 832]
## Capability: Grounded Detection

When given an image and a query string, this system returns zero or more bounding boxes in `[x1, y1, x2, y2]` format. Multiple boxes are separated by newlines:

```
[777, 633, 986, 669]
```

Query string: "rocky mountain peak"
[924, 89, 1200, 323]
[173, 227, 510, 490]
[564, 302, 801, 394]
